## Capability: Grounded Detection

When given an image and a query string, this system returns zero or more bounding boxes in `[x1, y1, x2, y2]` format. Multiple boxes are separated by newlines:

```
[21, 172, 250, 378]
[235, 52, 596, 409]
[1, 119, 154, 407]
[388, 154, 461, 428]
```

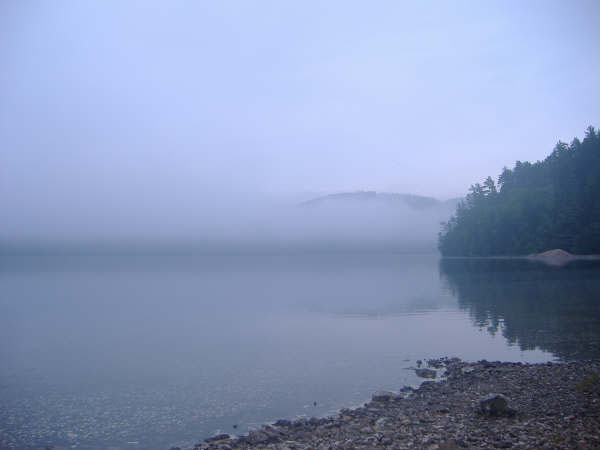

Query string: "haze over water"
[2, 249, 600, 449]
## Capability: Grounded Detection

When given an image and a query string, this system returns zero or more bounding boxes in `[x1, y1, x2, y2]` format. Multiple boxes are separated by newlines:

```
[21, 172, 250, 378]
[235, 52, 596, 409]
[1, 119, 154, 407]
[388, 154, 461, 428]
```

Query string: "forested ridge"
[439, 126, 600, 256]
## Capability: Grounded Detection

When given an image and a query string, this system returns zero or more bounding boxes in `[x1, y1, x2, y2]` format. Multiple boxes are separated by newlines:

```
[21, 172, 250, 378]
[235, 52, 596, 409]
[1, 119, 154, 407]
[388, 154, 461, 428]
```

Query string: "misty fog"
[1, 190, 458, 253]
[2, 1, 599, 246]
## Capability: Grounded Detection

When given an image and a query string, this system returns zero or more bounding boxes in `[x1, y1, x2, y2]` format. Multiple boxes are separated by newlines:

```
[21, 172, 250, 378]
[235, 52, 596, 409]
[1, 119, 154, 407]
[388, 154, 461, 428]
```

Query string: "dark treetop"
[438, 126, 600, 256]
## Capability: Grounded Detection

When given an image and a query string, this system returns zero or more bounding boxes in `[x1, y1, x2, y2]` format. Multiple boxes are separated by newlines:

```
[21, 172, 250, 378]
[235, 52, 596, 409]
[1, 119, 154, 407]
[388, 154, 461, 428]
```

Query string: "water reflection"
[0, 252, 559, 449]
[439, 258, 600, 360]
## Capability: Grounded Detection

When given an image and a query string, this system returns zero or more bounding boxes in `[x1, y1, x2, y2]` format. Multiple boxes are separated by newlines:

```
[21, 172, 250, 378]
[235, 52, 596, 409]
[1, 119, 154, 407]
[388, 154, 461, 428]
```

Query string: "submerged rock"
[204, 433, 230, 443]
[372, 391, 394, 402]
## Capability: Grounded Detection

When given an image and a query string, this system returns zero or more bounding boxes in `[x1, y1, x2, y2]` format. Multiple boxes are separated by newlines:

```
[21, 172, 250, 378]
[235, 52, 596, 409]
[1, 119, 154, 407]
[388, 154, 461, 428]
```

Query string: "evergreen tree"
[438, 127, 600, 256]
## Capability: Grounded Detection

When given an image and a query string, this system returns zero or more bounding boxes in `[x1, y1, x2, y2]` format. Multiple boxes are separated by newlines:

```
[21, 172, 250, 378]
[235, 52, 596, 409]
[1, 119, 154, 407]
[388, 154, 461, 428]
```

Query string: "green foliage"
[577, 373, 600, 393]
[439, 126, 600, 256]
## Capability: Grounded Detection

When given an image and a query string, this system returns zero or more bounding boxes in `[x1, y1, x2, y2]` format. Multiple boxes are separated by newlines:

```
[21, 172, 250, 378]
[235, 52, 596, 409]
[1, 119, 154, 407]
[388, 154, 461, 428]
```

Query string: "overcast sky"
[1, 1, 599, 238]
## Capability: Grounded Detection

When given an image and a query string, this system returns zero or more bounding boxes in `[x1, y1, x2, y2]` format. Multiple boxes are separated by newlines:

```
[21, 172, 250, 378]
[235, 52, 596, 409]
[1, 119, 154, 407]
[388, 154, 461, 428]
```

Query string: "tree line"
[438, 126, 600, 256]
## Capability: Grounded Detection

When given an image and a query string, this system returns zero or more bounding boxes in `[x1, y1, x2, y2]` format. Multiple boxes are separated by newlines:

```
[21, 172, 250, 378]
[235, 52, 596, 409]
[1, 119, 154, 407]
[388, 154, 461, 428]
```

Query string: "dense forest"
[438, 126, 600, 256]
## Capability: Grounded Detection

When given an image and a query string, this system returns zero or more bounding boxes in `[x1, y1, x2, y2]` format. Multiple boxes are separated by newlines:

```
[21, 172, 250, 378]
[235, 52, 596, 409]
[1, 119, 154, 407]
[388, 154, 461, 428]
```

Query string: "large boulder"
[479, 393, 516, 417]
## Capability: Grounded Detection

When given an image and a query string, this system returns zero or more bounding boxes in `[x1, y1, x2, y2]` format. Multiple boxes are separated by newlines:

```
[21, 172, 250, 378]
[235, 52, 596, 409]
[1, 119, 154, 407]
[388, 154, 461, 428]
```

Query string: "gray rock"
[292, 418, 307, 428]
[247, 430, 269, 444]
[374, 417, 387, 431]
[427, 359, 444, 368]
[415, 368, 437, 379]
[372, 391, 394, 402]
[479, 393, 515, 417]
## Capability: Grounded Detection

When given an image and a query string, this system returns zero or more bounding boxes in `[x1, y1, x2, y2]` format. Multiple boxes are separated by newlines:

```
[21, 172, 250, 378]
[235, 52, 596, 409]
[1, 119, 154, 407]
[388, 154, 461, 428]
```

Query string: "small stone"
[374, 417, 387, 430]
[438, 442, 459, 450]
[415, 368, 437, 379]
[247, 430, 269, 444]
[372, 391, 394, 402]
[427, 359, 444, 368]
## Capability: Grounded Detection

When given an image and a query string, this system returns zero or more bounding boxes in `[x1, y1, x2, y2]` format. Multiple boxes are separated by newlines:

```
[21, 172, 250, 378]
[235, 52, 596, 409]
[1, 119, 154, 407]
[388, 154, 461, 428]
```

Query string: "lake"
[1, 250, 600, 449]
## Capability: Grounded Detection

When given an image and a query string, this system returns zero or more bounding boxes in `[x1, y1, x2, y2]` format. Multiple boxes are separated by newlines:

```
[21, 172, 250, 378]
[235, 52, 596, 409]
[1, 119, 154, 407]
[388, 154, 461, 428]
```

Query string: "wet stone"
[273, 419, 291, 427]
[372, 391, 394, 402]
[204, 434, 230, 443]
[415, 368, 437, 379]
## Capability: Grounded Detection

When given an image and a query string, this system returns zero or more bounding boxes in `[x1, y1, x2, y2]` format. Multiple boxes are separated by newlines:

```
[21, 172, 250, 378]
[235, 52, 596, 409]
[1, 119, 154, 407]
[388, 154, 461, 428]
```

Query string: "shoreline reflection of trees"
[439, 258, 600, 360]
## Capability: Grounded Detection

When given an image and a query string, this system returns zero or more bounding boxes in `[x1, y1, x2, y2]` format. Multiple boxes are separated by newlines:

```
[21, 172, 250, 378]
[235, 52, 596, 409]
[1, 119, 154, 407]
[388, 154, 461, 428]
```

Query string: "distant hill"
[289, 191, 461, 252]
[299, 191, 461, 211]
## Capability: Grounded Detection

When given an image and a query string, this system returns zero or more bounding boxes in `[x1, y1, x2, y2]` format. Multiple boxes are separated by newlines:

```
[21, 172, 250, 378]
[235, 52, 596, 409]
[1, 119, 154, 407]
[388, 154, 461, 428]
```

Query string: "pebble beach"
[190, 358, 600, 450]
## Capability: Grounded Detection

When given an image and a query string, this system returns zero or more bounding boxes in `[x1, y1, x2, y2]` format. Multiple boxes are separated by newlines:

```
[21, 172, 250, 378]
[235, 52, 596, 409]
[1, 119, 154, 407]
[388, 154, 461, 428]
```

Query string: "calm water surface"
[1, 251, 600, 449]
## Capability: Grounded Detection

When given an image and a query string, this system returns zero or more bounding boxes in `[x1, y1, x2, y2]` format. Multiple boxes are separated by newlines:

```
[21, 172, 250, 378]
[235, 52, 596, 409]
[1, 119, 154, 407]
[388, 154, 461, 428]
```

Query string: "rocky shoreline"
[185, 358, 600, 449]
